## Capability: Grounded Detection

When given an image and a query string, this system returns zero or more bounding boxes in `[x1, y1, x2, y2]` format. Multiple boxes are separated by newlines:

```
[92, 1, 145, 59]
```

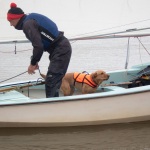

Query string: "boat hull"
[0, 90, 150, 127]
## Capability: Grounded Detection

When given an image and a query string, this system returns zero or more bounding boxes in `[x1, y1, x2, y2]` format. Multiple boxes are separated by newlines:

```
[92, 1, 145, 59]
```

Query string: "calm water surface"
[0, 121, 150, 150]
[0, 38, 150, 149]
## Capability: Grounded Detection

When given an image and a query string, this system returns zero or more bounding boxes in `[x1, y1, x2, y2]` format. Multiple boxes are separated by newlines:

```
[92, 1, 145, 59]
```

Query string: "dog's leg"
[70, 86, 75, 95]
[61, 81, 73, 96]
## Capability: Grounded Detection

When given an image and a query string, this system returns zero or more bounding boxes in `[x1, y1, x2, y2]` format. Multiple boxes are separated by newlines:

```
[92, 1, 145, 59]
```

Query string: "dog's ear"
[92, 72, 98, 78]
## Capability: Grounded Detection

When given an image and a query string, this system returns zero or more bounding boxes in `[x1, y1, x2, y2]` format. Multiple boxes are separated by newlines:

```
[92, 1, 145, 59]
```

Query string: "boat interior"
[1, 63, 150, 102]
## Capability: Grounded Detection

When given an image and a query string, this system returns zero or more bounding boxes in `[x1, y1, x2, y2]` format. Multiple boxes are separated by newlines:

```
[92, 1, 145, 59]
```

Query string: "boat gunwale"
[0, 84, 150, 106]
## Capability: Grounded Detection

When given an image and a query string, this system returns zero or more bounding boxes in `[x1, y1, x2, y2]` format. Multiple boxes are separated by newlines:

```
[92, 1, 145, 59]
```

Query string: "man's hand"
[28, 63, 39, 74]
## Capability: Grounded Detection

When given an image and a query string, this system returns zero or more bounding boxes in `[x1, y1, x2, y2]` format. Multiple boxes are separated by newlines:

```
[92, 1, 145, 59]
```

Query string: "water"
[0, 121, 150, 150]
[0, 37, 150, 149]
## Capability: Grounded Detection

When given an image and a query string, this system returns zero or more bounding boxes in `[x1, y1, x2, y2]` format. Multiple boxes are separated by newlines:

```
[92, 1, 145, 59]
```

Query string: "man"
[7, 3, 72, 98]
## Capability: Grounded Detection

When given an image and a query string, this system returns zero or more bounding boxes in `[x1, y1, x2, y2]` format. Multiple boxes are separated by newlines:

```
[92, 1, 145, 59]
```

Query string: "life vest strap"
[74, 72, 97, 88]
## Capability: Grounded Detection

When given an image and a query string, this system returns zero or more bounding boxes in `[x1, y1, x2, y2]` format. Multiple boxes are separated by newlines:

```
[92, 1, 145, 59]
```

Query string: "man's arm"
[23, 19, 44, 66]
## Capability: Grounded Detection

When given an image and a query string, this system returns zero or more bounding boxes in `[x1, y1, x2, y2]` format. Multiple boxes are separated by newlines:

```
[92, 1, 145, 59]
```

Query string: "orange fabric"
[74, 72, 97, 88]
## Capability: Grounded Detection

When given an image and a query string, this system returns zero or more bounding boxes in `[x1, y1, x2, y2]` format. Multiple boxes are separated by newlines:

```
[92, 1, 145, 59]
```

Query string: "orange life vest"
[74, 72, 97, 88]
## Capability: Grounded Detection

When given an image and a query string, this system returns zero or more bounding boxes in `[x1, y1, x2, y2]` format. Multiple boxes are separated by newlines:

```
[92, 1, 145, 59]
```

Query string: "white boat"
[1, 27, 150, 127]
[0, 62, 150, 127]
[1, 0, 150, 127]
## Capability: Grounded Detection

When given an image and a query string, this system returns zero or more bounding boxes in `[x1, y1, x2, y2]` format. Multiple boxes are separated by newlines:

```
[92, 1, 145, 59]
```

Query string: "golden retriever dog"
[41, 70, 109, 96]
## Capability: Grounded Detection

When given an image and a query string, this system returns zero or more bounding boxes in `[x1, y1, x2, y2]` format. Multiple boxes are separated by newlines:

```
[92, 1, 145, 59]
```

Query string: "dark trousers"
[45, 37, 72, 98]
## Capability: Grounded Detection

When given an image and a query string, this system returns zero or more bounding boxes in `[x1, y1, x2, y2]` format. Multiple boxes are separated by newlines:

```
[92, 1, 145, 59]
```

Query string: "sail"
[1, 0, 150, 41]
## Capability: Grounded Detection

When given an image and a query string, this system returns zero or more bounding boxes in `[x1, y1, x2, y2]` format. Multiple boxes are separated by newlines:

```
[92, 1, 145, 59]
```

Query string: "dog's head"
[91, 70, 109, 85]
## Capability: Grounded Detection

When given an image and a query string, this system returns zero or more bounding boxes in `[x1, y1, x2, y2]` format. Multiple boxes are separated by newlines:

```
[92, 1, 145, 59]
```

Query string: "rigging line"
[96, 27, 150, 37]
[70, 18, 150, 38]
[125, 37, 130, 69]
[138, 37, 143, 65]
[0, 51, 13, 53]
[0, 71, 28, 84]
[14, 49, 32, 52]
[137, 37, 150, 55]
[0, 49, 32, 54]
[38, 68, 42, 75]
[70, 27, 150, 41]
[70, 40, 77, 44]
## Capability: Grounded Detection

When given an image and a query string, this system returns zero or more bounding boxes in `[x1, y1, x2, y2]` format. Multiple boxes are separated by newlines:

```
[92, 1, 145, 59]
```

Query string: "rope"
[0, 66, 44, 84]
[137, 37, 150, 55]
[70, 19, 150, 38]
[0, 71, 28, 84]
[69, 27, 150, 41]
[0, 48, 32, 54]
[38, 68, 42, 76]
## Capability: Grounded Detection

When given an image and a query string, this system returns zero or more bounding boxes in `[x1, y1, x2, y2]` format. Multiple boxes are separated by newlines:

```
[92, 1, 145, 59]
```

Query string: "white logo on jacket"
[41, 31, 54, 41]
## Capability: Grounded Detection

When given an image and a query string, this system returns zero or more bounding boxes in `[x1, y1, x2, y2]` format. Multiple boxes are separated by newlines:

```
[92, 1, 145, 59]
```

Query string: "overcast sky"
[1, 0, 150, 40]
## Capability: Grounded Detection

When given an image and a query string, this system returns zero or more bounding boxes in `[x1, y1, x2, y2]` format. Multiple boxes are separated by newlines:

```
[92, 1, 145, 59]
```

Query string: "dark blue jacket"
[15, 13, 62, 65]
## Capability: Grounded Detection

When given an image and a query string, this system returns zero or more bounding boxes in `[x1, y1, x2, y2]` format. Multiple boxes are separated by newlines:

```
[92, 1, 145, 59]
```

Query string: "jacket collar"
[15, 15, 26, 30]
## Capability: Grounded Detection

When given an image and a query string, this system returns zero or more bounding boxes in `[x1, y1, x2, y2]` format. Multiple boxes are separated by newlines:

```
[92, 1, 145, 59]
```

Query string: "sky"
[1, 0, 150, 40]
